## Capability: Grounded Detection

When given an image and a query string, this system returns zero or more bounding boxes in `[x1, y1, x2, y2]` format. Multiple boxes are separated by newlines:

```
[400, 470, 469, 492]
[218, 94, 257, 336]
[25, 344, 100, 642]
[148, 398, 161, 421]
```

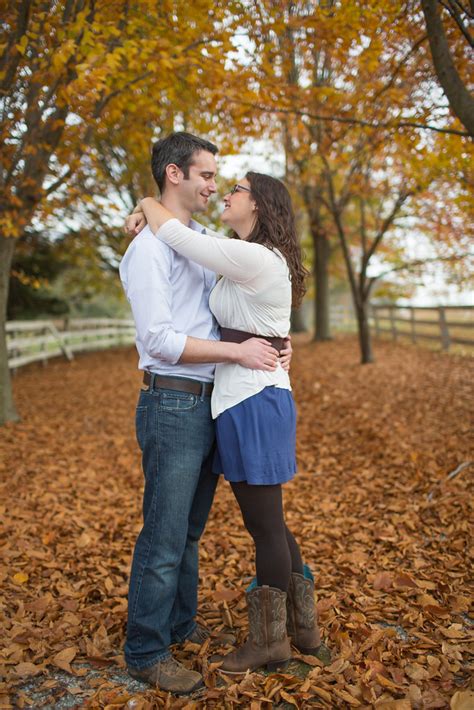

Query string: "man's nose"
[209, 179, 217, 193]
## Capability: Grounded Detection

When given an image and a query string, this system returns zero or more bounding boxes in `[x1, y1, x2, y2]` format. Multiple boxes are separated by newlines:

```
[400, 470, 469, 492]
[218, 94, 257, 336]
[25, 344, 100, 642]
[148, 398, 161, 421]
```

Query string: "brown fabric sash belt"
[143, 372, 213, 396]
[220, 327, 285, 354]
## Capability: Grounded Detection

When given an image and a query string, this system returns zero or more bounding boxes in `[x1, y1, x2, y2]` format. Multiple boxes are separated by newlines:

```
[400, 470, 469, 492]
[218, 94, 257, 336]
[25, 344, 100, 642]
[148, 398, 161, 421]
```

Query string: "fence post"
[10, 326, 18, 377]
[389, 306, 397, 342]
[48, 323, 73, 361]
[41, 326, 48, 367]
[373, 307, 380, 338]
[438, 307, 450, 351]
[410, 308, 417, 344]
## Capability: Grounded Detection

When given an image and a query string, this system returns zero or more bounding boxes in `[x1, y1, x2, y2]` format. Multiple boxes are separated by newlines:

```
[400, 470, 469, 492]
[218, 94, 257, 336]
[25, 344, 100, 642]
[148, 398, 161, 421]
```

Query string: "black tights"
[230, 481, 303, 592]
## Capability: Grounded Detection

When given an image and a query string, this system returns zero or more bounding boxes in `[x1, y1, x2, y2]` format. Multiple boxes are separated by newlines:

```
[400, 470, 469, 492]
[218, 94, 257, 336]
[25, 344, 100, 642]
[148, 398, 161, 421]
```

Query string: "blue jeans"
[125, 380, 217, 669]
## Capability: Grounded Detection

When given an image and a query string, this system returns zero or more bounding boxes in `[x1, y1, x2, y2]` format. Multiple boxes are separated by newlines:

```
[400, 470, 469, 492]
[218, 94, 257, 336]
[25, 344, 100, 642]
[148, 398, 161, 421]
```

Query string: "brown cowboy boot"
[214, 586, 291, 674]
[286, 570, 331, 665]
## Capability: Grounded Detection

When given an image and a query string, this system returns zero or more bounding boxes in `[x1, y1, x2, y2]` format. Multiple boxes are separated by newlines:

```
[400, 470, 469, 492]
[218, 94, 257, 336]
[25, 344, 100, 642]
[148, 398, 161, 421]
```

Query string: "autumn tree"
[236, 0, 472, 362]
[282, 1, 335, 341]
[239, 0, 337, 341]
[0, 0, 238, 425]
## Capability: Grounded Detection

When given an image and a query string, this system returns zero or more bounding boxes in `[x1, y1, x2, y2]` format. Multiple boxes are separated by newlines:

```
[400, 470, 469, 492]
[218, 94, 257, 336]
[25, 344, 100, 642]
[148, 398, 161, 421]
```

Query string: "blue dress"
[213, 385, 297, 485]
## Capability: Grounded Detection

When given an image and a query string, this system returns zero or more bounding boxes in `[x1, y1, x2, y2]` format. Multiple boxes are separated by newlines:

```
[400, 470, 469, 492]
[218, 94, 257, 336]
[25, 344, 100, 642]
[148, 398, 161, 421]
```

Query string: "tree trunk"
[421, 0, 474, 137]
[355, 299, 373, 364]
[290, 306, 307, 332]
[312, 227, 332, 341]
[0, 235, 19, 425]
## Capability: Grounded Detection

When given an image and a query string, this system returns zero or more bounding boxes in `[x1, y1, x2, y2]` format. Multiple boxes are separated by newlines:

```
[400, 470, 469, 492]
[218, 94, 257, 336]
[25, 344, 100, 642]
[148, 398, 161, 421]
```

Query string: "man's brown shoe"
[127, 656, 203, 694]
[184, 623, 236, 646]
[185, 623, 210, 644]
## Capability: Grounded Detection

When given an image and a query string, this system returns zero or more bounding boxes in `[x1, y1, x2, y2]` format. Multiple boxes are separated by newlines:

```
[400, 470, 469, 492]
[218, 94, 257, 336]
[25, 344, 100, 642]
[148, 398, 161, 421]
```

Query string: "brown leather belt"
[143, 372, 213, 396]
[220, 327, 285, 354]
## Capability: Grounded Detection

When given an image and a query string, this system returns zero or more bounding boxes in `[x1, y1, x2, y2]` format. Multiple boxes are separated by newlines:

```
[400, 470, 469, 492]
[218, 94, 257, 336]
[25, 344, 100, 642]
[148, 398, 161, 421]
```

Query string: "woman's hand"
[125, 211, 147, 236]
[236, 338, 279, 371]
[280, 335, 292, 372]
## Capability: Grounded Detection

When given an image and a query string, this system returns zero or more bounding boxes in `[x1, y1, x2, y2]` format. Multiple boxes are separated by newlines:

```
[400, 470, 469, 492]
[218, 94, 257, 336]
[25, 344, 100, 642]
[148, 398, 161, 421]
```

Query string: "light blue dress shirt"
[119, 221, 220, 382]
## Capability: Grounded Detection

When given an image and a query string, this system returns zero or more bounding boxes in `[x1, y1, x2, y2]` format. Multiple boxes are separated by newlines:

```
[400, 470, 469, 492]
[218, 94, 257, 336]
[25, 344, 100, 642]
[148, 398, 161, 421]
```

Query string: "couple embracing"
[119, 132, 330, 695]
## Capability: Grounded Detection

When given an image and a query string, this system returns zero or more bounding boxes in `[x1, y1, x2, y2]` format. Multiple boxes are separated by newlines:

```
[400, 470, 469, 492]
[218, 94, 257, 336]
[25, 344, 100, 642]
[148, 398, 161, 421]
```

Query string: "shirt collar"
[189, 218, 206, 234]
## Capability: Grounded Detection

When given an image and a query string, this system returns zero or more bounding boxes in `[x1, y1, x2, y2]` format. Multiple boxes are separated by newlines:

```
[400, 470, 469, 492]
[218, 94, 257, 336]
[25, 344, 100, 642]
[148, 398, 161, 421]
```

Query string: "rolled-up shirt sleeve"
[121, 235, 187, 364]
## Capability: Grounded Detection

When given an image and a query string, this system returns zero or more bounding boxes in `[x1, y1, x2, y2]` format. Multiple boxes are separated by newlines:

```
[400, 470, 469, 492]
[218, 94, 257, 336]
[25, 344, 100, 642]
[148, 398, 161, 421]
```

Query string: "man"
[119, 132, 284, 694]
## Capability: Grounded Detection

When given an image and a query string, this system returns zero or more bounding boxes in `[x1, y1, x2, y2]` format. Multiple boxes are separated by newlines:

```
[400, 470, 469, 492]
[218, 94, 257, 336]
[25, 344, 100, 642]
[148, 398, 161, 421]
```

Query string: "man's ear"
[165, 163, 182, 186]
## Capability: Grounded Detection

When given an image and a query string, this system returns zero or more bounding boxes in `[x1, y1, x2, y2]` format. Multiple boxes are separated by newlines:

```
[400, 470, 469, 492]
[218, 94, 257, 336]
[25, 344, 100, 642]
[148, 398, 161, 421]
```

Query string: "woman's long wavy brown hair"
[244, 172, 308, 307]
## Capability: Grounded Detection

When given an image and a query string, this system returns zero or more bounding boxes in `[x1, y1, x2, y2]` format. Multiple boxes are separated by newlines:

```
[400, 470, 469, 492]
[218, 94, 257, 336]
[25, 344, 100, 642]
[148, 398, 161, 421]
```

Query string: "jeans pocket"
[158, 391, 197, 411]
[135, 405, 148, 450]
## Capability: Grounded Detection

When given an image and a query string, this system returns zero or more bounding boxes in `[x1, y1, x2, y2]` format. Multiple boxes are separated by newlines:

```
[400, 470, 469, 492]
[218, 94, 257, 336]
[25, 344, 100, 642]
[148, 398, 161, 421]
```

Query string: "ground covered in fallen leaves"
[1, 336, 473, 709]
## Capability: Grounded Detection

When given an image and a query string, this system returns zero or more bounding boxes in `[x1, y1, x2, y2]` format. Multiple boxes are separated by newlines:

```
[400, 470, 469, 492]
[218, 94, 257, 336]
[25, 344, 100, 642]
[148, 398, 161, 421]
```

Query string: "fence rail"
[7, 318, 136, 370]
[370, 305, 474, 351]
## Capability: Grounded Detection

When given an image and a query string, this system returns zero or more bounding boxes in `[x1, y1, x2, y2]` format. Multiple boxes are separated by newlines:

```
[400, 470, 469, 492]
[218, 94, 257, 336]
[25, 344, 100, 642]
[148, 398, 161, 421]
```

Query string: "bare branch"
[364, 190, 412, 267]
[439, 0, 474, 45]
[321, 153, 360, 307]
[368, 252, 471, 284]
[372, 34, 429, 103]
[227, 98, 470, 137]
[93, 71, 153, 117]
[44, 169, 73, 198]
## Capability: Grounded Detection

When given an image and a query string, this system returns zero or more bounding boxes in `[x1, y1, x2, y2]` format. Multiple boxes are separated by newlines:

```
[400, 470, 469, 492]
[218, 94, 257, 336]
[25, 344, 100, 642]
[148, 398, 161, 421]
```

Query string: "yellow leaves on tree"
[231, 1, 473, 359]
[0, 0, 242, 425]
[0, 1, 235, 239]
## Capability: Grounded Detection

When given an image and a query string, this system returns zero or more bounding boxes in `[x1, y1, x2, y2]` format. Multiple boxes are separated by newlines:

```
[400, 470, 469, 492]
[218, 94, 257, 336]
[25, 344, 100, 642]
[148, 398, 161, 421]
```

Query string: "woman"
[128, 173, 330, 674]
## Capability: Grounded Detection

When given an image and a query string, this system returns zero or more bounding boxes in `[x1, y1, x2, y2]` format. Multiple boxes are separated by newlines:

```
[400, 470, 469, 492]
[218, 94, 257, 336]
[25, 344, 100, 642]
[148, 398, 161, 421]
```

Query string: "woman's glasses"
[230, 184, 251, 195]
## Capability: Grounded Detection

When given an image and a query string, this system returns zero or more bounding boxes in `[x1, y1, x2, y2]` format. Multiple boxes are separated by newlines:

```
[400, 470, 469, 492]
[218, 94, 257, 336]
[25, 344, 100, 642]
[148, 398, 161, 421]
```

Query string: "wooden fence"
[370, 305, 474, 351]
[7, 318, 136, 370]
[7, 306, 473, 370]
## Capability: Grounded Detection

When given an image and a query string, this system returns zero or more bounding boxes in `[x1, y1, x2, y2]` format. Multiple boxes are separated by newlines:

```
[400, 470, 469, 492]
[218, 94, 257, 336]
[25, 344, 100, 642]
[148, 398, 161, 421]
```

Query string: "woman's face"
[221, 177, 257, 239]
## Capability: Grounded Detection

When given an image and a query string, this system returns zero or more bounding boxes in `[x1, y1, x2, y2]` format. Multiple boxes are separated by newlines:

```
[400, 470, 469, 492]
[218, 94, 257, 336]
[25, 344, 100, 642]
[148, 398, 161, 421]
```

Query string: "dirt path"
[1, 336, 472, 708]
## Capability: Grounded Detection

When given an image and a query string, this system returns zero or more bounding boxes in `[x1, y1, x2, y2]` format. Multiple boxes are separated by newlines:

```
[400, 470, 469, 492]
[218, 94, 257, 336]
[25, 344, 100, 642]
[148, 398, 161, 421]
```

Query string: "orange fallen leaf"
[325, 657, 348, 674]
[424, 604, 450, 618]
[280, 689, 299, 706]
[393, 573, 417, 588]
[450, 691, 474, 710]
[376, 672, 399, 689]
[333, 687, 361, 706]
[373, 572, 393, 591]
[14, 662, 43, 677]
[359, 629, 385, 654]
[311, 686, 332, 703]
[440, 625, 467, 639]
[52, 646, 77, 673]
[404, 663, 429, 681]
[12, 572, 29, 585]
[212, 589, 241, 602]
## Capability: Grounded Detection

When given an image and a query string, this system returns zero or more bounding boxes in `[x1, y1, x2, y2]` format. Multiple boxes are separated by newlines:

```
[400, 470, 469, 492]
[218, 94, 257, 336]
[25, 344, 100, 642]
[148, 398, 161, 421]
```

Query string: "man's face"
[178, 150, 218, 214]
